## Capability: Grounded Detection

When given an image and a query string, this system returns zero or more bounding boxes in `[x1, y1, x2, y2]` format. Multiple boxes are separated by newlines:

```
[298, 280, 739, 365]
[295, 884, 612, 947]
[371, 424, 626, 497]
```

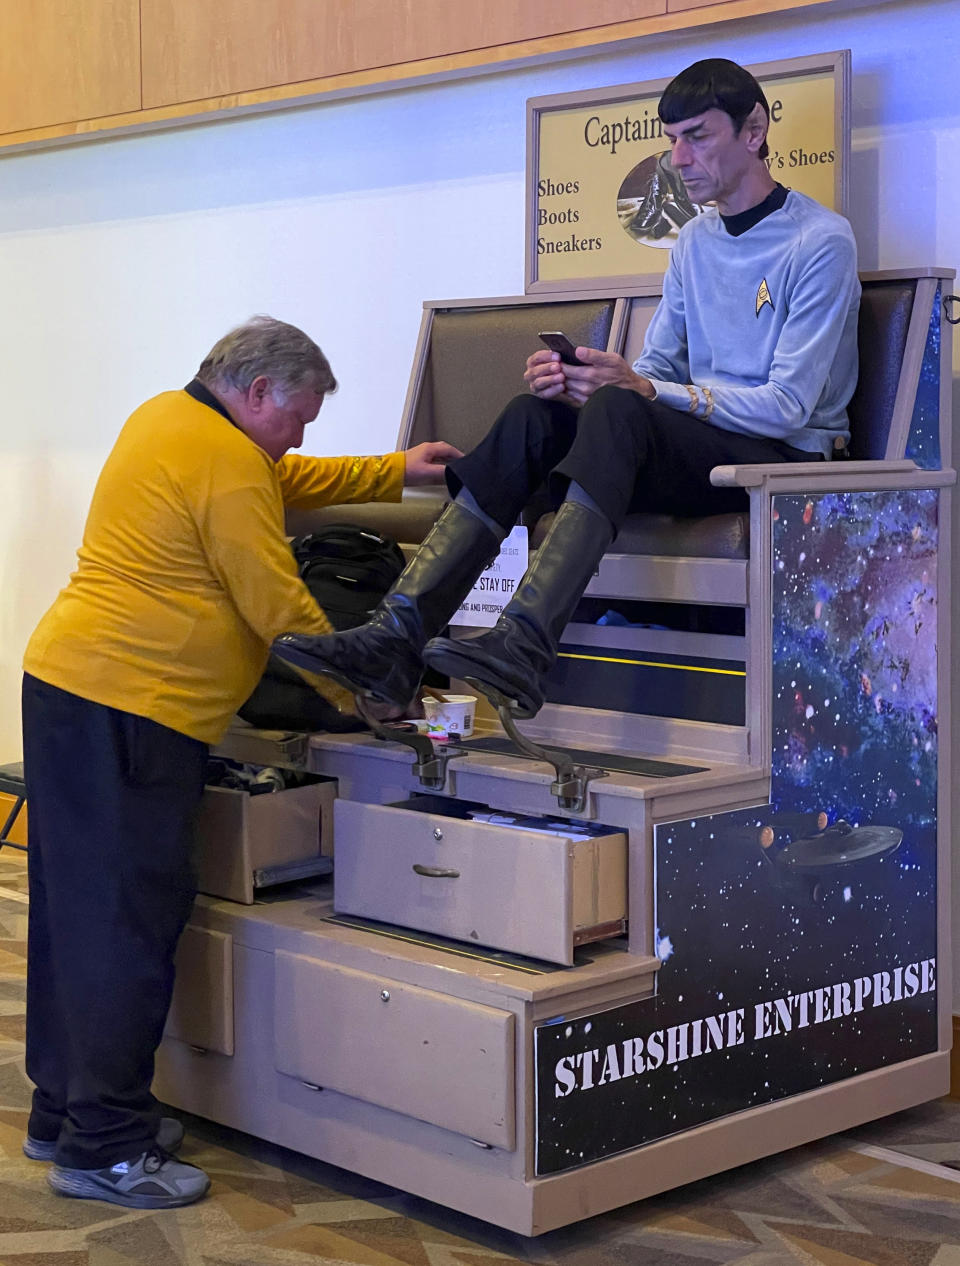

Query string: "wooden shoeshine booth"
[154, 54, 956, 1235]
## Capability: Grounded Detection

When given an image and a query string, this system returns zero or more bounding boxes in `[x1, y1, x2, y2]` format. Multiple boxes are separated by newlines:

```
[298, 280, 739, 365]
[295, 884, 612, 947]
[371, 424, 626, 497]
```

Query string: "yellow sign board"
[526, 53, 850, 292]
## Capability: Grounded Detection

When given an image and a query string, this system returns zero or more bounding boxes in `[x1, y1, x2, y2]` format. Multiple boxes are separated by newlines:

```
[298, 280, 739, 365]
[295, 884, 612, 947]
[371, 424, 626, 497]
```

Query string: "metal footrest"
[476, 689, 608, 814]
[356, 698, 467, 791]
[212, 726, 310, 770]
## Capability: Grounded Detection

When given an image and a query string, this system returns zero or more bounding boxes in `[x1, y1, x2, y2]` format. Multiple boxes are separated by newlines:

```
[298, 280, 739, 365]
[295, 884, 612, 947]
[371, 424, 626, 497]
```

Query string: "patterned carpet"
[3, 848, 960, 1265]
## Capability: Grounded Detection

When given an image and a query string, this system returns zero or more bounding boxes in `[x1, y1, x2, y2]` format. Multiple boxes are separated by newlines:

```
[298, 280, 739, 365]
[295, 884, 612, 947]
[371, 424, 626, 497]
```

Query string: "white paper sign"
[449, 524, 529, 628]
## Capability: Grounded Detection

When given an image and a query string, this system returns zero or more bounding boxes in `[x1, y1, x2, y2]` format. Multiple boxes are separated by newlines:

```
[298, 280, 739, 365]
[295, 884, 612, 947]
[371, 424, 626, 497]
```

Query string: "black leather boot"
[423, 500, 612, 718]
[272, 502, 499, 709]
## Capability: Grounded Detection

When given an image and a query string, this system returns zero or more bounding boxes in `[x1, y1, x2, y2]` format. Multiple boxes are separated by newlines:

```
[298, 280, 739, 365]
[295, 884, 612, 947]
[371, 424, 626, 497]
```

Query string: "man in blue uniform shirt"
[274, 57, 860, 720]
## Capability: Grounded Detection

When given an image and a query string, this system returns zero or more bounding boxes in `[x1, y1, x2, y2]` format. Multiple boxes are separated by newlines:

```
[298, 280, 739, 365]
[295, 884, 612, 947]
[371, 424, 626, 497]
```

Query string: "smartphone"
[538, 331, 585, 365]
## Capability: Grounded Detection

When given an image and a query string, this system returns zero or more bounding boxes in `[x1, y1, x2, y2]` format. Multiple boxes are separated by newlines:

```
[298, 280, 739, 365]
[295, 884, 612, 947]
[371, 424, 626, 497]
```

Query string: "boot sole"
[48, 1167, 210, 1209]
[423, 642, 541, 719]
[272, 641, 410, 709]
[22, 1136, 57, 1161]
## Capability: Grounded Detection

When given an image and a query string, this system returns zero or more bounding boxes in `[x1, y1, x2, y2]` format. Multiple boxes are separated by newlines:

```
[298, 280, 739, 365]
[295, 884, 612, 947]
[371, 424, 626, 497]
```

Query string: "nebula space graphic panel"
[535, 489, 939, 1176]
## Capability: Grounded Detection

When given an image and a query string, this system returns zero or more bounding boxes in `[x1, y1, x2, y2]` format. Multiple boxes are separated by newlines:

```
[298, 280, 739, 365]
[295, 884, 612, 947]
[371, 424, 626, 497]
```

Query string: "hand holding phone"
[538, 331, 585, 365]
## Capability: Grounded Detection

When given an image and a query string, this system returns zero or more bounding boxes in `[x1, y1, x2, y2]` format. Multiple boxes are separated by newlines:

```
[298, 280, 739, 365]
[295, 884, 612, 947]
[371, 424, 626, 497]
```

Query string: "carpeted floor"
[3, 850, 960, 1265]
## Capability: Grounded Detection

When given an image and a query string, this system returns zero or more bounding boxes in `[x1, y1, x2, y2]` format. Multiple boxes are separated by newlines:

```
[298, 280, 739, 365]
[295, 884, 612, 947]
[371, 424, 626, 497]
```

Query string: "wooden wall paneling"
[667, 0, 729, 11]
[0, 0, 868, 154]
[0, 0, 140, 134]
[667, 0, 727, 10]
[668, 0, 790, 14]
[141, 0, 667, 109]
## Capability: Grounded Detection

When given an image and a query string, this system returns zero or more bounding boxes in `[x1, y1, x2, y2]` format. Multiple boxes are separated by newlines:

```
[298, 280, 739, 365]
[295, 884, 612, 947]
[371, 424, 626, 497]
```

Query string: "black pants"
[23, 674, 207, 1169]
[446, 386, 819, 533]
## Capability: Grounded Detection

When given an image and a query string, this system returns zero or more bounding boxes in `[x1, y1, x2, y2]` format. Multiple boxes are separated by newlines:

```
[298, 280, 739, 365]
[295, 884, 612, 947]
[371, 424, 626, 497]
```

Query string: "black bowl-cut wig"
[659, 59, 770, 158]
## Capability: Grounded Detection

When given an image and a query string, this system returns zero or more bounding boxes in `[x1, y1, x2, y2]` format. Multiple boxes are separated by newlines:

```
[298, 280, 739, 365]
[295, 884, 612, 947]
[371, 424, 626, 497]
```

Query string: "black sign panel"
[535, 489, 940, 1175]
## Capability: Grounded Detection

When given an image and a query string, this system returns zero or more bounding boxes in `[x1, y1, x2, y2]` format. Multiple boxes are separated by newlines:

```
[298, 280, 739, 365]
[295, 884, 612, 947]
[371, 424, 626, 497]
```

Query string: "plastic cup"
[421, 693, 478, 738]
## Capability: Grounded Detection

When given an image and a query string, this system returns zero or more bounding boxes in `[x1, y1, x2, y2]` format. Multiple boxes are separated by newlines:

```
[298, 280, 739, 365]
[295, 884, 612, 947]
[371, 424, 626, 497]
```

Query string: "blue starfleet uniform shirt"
[633, 189, 860, 458]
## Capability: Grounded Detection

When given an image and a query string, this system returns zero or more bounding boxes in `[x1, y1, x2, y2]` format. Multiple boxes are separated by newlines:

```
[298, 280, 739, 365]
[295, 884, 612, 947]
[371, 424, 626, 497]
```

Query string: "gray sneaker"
[24, 1116, 185, 1163]
[48, 1147, 210, 1209]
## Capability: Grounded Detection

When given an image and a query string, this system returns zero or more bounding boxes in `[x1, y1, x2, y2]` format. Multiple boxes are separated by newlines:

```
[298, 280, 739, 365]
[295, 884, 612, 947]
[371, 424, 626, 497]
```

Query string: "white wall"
[1, 0, 958, 765]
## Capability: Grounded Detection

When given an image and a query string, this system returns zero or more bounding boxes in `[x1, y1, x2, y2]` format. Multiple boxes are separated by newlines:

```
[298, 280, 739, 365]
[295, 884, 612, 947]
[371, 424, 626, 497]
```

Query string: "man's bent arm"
[276, 451, 405, 509]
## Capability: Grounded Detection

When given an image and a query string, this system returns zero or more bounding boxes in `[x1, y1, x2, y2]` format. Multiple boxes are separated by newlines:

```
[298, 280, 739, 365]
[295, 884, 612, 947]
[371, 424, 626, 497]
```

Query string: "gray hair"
[196, 315, 338, 399]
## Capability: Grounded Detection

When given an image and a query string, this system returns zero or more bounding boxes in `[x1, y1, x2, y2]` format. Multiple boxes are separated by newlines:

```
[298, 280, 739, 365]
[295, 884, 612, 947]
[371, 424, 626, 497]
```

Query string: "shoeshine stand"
[155, 269, 956, 1234]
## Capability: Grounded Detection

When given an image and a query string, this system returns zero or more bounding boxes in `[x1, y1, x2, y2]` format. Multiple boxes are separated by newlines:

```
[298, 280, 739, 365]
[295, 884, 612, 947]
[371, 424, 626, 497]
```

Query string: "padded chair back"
[617, 277, 919, 465]
[405, 299, 616, 452]
[846, 278, 918, 461]
[289, 276, 930, 551]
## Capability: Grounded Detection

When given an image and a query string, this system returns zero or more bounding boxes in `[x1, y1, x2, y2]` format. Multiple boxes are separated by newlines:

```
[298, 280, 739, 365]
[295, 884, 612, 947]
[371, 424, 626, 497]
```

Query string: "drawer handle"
[412, 864, 460, 878]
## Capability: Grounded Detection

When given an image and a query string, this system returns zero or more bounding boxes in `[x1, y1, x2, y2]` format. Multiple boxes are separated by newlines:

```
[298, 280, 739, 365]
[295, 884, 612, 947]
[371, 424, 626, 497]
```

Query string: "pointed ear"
[742, 102, 769, 155]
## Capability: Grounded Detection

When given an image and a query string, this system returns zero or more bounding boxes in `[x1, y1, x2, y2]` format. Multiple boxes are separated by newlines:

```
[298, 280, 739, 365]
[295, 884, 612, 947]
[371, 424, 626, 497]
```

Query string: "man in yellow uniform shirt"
[21, 315, 459, 1210]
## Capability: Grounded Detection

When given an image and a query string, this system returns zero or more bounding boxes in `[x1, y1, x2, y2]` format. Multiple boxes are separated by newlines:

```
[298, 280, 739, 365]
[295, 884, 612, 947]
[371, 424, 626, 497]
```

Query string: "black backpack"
[238, 524, 406, 732]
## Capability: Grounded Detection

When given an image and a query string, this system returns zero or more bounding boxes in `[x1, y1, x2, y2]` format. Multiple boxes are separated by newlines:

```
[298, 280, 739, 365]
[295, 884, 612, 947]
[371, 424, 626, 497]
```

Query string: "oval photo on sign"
[616, 149, 704, 249]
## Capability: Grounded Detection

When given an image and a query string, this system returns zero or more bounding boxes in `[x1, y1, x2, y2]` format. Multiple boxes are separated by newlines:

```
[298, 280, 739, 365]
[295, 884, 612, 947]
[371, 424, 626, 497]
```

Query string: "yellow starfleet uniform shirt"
[23, 388, 404, 744]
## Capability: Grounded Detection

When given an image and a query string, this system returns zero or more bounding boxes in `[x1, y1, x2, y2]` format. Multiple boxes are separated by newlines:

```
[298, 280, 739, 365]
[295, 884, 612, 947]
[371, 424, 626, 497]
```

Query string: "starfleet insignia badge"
[756, 278, 774, 316]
